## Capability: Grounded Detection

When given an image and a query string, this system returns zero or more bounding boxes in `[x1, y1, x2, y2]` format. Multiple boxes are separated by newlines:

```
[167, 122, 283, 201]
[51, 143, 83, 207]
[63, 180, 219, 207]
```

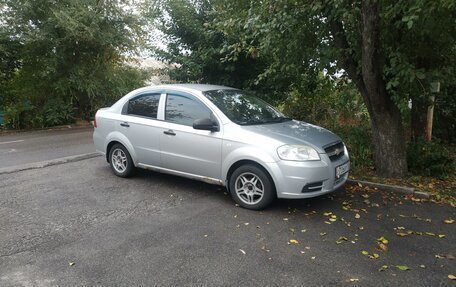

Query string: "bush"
[4, 102, 34, 129]
[4, 98, 75, 129]
[407, 138, 455, 178]
[330, 124, 375, 175]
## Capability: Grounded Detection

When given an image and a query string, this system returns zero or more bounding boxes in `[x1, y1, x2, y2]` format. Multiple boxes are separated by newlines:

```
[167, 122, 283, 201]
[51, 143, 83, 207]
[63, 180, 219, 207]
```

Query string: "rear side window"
[127, 93, 160, 118]
[165, 94, 211, 126]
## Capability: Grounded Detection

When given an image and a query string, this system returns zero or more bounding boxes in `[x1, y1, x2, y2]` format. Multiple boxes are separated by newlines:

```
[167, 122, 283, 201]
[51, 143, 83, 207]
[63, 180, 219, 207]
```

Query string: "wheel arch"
[104, 132, 137, 165]
[226, 159, 277, 195]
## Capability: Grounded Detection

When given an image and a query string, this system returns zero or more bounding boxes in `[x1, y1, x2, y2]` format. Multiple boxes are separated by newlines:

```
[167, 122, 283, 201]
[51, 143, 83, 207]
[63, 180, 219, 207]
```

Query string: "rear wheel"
[109, 143, 134, 177]
[229, 164, 275, 210]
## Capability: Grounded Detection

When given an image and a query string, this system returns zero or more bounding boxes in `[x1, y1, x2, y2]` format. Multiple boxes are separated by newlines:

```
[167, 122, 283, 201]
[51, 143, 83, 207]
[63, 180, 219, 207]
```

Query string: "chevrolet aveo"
[93, 84, 349, 210]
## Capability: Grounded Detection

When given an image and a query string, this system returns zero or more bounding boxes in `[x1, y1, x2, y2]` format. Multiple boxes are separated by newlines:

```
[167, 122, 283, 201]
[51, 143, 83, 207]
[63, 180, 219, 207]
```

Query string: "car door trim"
[137, 163, 224, 186]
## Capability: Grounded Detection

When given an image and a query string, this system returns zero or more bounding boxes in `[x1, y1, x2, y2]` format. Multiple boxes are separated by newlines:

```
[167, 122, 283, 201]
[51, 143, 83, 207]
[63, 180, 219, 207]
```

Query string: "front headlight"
[277, 144, 320, 161]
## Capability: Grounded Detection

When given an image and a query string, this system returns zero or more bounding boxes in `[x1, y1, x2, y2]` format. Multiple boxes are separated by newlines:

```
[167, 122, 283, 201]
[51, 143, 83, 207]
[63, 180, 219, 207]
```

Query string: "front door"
[159, 93, 223, 180]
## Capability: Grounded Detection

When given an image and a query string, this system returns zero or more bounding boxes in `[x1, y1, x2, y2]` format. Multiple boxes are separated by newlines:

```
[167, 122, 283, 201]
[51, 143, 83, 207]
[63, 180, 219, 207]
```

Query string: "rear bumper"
[271, 152, 349, 199]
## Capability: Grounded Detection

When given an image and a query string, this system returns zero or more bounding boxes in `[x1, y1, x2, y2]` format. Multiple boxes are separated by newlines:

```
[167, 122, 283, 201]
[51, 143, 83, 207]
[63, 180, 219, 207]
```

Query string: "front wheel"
[109, 143, 134, 178]
[229, 164, 275, 210]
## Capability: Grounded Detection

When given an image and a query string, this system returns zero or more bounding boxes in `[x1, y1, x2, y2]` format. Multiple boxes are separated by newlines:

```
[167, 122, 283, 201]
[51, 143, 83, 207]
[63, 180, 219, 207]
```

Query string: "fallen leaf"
[377, 236, 389, 244]
[261, 245, 270, 252]
[396, 232, 410, 237]
[289, 228, 295, 232]
[323, 212, 332, 216]
[355, 213, 361, 219]
[443, 219, 455, 224]
[301, 229, 307, 233]
[311, 256, 316, 260]
[449, 275, 456, 280]
[438, 234, 446, 238]
[378, 265, 388, 271]
[239, 249, 246, 255]
[244, 222, 249, 226]
[324, 221, 332, 225]
[361, 250, 369, 255]
[420, 265, 426, 268]
[289, 239, 299, 244]
[69, 262, 75, 266]
[349, 278, 359, 282]
[320, 232, 327, 236]
[378, 243, 388, 251]
[283, 218, 289, 221]
[336, 236, 348, 244]
[395, 265, 410, 271]
[204, 234, 208, 238]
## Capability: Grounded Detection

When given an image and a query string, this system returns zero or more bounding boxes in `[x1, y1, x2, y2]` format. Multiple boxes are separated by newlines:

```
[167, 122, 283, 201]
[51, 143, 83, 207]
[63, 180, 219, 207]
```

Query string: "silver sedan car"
[93, 84, 349, 210]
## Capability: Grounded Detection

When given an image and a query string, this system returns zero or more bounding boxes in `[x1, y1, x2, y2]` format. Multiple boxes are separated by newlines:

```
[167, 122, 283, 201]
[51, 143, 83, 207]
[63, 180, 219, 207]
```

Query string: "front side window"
[165, 94, 211, 126]
[203, 89, 290, 125]
[127, 93, 161, 118]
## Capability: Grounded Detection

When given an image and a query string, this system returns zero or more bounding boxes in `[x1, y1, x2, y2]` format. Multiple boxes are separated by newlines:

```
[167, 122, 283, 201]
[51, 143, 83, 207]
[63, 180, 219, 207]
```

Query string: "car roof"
[152, 83, 237, 92]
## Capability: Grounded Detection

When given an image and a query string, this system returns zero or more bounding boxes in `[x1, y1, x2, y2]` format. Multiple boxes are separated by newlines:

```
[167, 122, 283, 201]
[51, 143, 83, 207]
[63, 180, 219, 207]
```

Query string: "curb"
[0, 123, 93, 136]
[347, 179, 430, 199]
[0, 152, 101, 175]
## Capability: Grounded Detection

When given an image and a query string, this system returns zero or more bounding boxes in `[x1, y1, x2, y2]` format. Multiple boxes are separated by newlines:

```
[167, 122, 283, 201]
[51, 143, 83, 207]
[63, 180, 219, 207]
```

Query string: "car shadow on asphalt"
[130, 166, 342, 212]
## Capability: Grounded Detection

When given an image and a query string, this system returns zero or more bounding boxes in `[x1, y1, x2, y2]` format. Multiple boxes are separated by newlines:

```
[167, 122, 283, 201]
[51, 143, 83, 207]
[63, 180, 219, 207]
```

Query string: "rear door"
[118, 92, 163, 166]
[159, 92, 223, 180]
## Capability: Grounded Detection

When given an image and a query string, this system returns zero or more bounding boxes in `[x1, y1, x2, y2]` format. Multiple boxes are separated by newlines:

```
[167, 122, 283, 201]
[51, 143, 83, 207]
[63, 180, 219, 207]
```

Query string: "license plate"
[336, 162, 350, 178]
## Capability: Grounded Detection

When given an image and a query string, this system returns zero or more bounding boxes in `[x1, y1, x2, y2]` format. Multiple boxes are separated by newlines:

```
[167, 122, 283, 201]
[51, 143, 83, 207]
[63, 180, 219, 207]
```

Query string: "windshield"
[203, 89, 291, 125]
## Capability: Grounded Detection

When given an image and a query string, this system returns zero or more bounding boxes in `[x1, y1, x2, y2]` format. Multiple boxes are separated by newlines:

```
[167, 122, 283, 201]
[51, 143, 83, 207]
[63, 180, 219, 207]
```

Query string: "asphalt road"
[0, 127, 94, 169]
[1, 156, 455, 286]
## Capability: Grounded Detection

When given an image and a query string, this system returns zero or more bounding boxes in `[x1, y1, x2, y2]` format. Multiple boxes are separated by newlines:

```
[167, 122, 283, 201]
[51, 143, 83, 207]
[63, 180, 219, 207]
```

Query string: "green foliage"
[407, 138, 455, 178]
[0, 0, 149, 124]
[332, 124, 375, 176]
[4, 102, 34, 129]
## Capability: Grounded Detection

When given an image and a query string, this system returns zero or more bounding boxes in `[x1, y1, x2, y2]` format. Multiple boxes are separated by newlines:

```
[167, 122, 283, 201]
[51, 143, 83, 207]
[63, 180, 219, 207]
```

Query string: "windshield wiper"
[265, 117, 293, 123]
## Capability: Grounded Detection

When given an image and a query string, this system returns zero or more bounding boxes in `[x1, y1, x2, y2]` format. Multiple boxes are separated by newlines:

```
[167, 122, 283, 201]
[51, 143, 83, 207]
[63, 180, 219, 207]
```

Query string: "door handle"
[163, 130, 176, 136]
[120, 122, 129, 127]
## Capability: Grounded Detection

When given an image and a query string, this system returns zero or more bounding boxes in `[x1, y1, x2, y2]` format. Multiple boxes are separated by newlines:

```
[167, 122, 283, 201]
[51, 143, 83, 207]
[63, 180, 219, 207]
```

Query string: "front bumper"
[270, 153, 349, 199]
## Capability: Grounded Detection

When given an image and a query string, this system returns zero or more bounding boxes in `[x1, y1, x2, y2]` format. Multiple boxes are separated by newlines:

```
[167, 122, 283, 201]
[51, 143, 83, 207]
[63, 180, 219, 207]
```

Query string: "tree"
[0, 0, 149, 121]
[212, 0, 455, 177]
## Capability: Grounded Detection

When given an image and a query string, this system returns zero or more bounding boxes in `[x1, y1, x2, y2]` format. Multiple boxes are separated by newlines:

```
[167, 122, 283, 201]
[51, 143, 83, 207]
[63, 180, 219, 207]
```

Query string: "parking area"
[1, 157, 455, 286]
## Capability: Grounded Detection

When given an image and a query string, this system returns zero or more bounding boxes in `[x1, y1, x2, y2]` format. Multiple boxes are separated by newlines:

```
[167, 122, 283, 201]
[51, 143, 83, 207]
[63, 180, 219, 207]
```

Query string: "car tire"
[229, 164, 275, 210]
[109, 143, 134, 178]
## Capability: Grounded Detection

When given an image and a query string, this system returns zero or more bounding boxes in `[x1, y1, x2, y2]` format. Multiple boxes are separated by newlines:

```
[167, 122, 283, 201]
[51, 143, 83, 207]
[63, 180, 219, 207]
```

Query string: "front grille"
[324, 141, 345, 161]
[302, 181, 323, 193]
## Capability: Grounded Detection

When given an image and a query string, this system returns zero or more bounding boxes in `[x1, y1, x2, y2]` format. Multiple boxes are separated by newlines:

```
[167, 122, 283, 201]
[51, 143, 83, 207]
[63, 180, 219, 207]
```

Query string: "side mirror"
[193, 118, 219, 132]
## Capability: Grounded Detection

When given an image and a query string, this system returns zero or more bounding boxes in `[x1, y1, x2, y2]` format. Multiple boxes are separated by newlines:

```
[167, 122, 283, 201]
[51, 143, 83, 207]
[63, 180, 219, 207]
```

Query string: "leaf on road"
[283, 218, 289, 221]
[261, 245, 270, 252]
[355, 213, 361, 219]
[378, 243, 388, 251]
[361, 250, 369, 255]
[377, 236, 389, 244]
[395, 265, 411, 271]
[239, 249, 246, 255]
[448, 275, 456, 280]
[438, 234, 446, 238]
[349, 278, 359, 282]
[336, 236, 348, 244]
[311, 256, 316, 260]
[69, 262, 75, 266]
[396, 232, 410, 237]
[378, 265, 388, 271]
[443, 219, 454, 224]
[320, 232, 327, 236]
[289, 239, 299, 244]
[420, 265, 426, 268]
[323, 212, 332, 216]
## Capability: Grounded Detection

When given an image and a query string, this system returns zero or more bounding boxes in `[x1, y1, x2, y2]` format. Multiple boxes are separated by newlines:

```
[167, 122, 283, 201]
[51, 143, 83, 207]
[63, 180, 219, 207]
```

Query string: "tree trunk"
[329, 0, 408, 177]
[360, 1, 407, 177]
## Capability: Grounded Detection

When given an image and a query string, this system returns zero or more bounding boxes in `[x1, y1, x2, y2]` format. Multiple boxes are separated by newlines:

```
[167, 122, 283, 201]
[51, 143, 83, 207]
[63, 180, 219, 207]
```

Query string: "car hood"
[241, 120, 341, 153]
